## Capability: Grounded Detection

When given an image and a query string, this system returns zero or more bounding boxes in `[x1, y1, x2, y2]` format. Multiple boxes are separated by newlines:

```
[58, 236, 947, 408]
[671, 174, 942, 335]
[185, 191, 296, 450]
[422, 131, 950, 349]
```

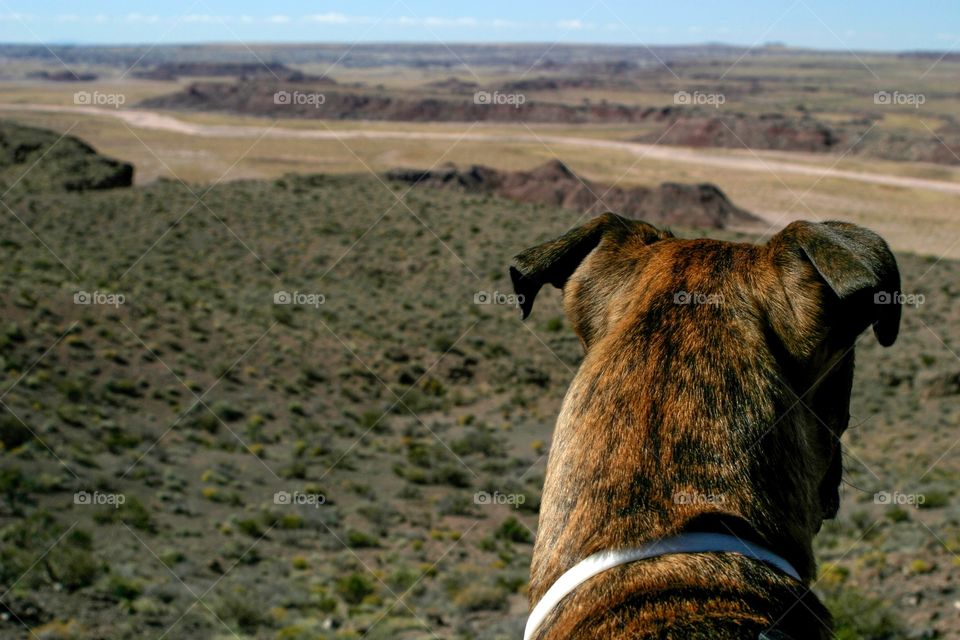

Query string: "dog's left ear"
[774, 220, 901, 347]
[509, 213, 666, 319]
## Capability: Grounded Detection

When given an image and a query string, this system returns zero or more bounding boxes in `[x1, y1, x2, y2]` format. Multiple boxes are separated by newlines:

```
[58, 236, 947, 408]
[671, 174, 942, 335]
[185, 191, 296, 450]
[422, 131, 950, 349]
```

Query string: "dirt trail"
[4, 103, 960, 195]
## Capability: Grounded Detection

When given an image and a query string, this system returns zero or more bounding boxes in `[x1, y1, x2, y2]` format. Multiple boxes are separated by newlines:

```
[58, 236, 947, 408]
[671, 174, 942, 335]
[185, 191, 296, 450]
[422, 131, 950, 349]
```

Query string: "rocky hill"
[132, 62, 335, 83]
[0, 120, 133, 193]
[385, 160, 761, 229]
[138, 79, 675, 124]
[138, 79, 960, 165]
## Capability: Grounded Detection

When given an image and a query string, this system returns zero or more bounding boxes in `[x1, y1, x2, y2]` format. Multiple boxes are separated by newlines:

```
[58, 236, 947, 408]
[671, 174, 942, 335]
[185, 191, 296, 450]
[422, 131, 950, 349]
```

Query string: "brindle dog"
[510, 213, 901, 639]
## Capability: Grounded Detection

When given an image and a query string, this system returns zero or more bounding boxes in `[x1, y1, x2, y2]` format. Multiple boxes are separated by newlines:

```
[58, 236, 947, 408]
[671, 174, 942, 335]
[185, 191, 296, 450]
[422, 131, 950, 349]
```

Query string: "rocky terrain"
[633, 110, 843, 153]
[385, 160, 760, 229]
[138, 79, 677, 124]
[137, 79, 960, 165]
[132, 62, 335, 83]
[636, 111, 960, 165]
[25, 70, 98, 82]
[0, 120, 133, 193]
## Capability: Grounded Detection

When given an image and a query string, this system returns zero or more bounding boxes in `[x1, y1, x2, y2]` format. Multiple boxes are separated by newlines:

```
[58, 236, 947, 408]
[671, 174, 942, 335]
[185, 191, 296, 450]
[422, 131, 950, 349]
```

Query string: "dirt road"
[3, 103, 960, 196]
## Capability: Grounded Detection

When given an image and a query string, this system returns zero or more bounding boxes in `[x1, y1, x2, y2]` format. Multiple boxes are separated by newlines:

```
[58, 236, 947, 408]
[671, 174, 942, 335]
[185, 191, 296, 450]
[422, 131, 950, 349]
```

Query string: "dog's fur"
[510, 214, 901, 639]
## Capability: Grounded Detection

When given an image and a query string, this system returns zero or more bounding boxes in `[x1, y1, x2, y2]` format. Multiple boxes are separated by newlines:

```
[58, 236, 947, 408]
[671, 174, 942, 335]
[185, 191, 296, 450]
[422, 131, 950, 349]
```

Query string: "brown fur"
[510, 214, 901, 639]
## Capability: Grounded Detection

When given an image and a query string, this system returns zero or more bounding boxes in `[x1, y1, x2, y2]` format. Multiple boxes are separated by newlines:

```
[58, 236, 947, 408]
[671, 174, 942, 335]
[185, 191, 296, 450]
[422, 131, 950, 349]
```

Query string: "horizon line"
[0, 40, 952, 55]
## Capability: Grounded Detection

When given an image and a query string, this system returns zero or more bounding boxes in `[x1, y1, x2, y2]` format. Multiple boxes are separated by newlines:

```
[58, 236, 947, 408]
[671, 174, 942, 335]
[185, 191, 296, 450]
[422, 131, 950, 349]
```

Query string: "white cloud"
[125, 13, 161, 24]
[424, 16, 478, 27]
[557, 19, 584, 30]
[387, 15, 485, 28]
[183, 14, 223, 24]
[0, 13, 33, 22]
[306, 12, 351, 24]
[268, 14, 290, 24]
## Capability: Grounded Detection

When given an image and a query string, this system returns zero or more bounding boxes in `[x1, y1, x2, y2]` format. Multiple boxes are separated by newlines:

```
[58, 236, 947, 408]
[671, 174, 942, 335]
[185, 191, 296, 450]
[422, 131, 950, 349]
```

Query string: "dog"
[510, 213, 900, 639]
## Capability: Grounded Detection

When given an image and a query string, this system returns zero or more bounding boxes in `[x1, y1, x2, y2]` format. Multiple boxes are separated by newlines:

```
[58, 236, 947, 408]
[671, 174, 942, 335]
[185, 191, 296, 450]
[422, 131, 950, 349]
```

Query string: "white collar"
[524, 532, 801, 640]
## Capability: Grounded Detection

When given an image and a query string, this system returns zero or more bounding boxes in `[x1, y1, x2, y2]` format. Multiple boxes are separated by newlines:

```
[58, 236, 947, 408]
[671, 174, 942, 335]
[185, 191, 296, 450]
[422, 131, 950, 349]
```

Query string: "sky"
[0, 1, 957, 51]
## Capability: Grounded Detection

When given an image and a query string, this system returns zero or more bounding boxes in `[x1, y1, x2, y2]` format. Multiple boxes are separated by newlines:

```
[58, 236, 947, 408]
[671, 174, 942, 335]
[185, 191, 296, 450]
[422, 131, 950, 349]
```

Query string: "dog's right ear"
[509, 213, 666, 319]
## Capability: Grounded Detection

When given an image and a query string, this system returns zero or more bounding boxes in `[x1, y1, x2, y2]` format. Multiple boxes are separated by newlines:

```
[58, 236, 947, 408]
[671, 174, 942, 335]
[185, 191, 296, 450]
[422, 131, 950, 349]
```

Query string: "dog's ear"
[509, 213, 666, 319]
[773, 220, 901, 347]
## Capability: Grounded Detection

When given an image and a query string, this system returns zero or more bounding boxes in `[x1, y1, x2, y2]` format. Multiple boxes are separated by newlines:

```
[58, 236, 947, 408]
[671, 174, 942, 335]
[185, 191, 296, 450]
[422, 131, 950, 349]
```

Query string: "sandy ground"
[3, 103, 960, 197]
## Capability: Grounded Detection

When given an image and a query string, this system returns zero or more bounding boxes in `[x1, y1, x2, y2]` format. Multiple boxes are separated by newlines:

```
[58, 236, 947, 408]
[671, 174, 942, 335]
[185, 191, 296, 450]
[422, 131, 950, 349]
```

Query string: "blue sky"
[0, 1, 957, 51]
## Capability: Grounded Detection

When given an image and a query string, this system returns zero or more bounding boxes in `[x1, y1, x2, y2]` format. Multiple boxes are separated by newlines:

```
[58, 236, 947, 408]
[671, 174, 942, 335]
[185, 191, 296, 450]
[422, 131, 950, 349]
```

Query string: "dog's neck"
[525, 532, 801, 640]
[529, 319, 834, 605]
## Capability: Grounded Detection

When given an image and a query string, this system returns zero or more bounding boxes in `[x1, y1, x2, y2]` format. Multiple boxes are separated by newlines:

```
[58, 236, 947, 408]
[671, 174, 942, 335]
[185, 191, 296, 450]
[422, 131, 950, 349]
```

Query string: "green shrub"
[451, 427, 504, 458]
[212, 401, 245, 422]
[435, 464, 471, 488]
[453, 584, 507, 612]
[106, 378, 141, 397]
[48, 530, 99, 592]
[822, 586, 907, 640]
[336, 573, 374, 605]
[884, 507, 909, 523]
[107, 574, 143, 600]
[0, 415, 32, 449]
[214, 589, 270, 634]
[0, 466, 28, 513]
[495, 517, 531, 544]
[918, 490, 949, 509]
[236, 518, 264, 537]
[346, 529, 380, 548]
[94, 496, 155, 532]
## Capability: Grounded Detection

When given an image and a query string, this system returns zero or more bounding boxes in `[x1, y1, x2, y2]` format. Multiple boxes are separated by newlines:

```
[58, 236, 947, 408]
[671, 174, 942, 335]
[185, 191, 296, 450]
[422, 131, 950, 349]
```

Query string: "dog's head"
[511, 214, 900, 534]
